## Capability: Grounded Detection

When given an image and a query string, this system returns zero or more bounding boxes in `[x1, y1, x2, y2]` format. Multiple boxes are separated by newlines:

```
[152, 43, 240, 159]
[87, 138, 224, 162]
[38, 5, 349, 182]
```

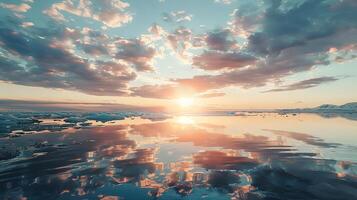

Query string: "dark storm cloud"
[264, 76, 339, 92]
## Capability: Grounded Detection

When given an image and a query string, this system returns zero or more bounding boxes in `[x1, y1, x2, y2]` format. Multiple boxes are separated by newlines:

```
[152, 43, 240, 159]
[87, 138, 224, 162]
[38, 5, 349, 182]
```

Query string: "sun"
[177, 97, 194, 107]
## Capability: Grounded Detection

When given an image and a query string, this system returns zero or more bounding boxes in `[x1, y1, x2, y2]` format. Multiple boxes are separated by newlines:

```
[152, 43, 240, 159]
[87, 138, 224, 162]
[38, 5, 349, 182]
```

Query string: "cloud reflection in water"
[0, 114, 357, 199]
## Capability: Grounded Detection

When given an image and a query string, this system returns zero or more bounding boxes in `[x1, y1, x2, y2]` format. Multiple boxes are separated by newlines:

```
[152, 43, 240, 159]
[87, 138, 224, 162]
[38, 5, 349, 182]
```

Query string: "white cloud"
[44, 0, 132, 28]
[0, 3, 31, 13]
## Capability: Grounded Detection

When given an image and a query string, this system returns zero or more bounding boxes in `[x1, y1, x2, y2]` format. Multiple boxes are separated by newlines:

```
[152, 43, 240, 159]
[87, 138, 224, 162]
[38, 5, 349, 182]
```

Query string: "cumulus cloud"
[163, 11, 193, 23]
[263, 77, 339, 92]
[228, 4, 265, 37]
[1, 0, 356, 100]
[20, 21, 34, 28]
[44, 0, 132, 27]
[132, 65, 336, 99]
[135, 0, 357, 99]
[214, 0, 233, 4]
[0, 18, 147, 96]
[43, 0, 91, 21]
[193, 50, 257, 71]
[166, 27, 193, 58]
[148, 23, 167, 37]
[147, 24, 207, 60]
[174, 57, 328, 93]
[115, 38, 157, 71]
[78, 27, 113, 56]
[135, 0, 357, 98]
[0, 3, 31, 13]
[264, 129, 341, 148]
[246, 0, 357, 56]
[205, 29, 237, 51]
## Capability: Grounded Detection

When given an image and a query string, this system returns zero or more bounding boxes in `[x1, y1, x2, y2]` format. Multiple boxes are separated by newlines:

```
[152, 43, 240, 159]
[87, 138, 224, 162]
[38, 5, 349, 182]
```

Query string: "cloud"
[0, 99, 164, 112]
[228, 4, 265, 37]
[166, 27, 193, 58]
[43, 0, 132, 27]
[0, 18, 139, 96]
[202, 0, 357, 90]
[197, 92, 225, 98]
[20, 21, 34, 28]
[264, 76, 339, 92]
[205, 29, 237, 51]
[135, 0, 357, 98]
[207, 171, 240, 192]
[131, 78, 227, 99]
[1, 0, 357, 100]
[81, 43, 109, 56]
[264, 129, 341, 148]
[163, 11, 192, 23]
[43, 0, 92, 21]
[192, 50, 257, 71]
[113, 148, 156, 178]
[0, 3, 31, 13]
[131, 84, 195, 99]
[115, 38, 157, 71]
[132, 58, 331, 99]
[214, 0, 233, 4]
[194, 151, 259, 170]
[148, 23, 167, 37]
[246, 0, 357, 56]
[147, 25, 206, 60]
[79, 28, 159, 71]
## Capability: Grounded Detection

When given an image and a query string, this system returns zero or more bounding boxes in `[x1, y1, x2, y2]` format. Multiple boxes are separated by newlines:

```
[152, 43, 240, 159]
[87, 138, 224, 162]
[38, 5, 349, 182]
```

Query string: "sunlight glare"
[177, 116, 195, 125]
[177, 97, 194, 107]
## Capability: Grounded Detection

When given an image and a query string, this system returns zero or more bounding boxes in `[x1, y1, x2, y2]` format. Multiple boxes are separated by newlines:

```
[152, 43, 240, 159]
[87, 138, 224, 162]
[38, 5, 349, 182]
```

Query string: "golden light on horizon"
[177, 116, 195, 124]
[177, 97, 194, 107]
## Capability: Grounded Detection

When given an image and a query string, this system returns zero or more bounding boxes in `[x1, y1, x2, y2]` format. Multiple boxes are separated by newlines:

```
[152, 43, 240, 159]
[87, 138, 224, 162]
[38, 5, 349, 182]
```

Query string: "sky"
[0, 0, 357, 111]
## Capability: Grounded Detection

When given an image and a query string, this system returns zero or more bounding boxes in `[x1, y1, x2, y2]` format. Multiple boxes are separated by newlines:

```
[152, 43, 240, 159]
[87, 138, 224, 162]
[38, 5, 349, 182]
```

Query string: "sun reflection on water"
[1, 113, 357, 199]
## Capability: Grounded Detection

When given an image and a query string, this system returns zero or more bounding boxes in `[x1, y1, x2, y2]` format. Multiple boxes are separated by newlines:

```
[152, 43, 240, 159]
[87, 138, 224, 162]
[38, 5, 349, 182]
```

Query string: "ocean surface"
[1, 112, 357, 200]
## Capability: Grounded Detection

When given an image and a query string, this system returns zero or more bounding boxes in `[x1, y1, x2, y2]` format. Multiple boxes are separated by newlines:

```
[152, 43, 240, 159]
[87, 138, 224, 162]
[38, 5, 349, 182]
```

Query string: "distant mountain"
[339, 102, 357, 110]
[311, 102, 357, 112]
[280, 102, 357, 113]
[315, 104, 340, 109]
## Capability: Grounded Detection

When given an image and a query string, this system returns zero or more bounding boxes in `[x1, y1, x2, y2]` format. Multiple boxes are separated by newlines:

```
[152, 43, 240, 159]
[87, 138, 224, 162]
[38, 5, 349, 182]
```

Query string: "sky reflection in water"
[1, 113, 357, 200]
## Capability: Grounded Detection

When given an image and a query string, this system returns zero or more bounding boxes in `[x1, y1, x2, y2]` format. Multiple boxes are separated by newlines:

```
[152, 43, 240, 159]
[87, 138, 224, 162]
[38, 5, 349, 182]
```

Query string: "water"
[0, 113, 357, 200]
